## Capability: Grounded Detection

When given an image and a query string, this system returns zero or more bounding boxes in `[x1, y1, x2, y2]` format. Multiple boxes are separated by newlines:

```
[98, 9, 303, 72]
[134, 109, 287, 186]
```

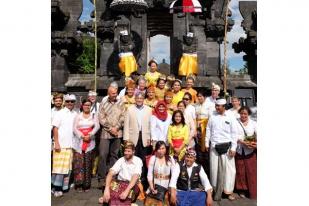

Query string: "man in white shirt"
[170, 148, 213, 206]
[205, 83, 220, 116]
[228, 96, 241, 119]
[100, 141, 143, 205]
[51, 93, 64, 149]
[51, 94, 78, 197]
[205, 98, 238, 201]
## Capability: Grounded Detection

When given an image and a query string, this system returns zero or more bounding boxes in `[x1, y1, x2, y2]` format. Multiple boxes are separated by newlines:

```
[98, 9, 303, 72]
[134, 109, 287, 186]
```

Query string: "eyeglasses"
[65, 100, 75, 103]
[182, 98, 190, 101]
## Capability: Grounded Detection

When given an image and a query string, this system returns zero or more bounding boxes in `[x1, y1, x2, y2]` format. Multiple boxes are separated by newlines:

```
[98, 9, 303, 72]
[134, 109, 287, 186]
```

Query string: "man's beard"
[124, 154, 133, 160]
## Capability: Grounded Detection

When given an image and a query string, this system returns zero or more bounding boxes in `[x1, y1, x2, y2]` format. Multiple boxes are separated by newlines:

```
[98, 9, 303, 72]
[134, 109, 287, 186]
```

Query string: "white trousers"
[209, 147, 236, 194]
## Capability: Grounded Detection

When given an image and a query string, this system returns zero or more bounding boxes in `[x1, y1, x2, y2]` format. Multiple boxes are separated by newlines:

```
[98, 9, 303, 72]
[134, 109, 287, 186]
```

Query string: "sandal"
[98, 197, 104, 204]
[228, 194, 236, 201]
[239, 193, 246, 198]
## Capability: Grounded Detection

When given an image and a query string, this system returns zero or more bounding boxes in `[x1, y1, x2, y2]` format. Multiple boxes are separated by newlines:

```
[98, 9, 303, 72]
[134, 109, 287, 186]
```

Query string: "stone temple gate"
[51, 0, 257, 106]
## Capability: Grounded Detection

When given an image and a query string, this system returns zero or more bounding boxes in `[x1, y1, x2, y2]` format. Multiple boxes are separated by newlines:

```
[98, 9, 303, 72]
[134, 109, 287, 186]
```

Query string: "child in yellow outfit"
[168, 110, 189, 161]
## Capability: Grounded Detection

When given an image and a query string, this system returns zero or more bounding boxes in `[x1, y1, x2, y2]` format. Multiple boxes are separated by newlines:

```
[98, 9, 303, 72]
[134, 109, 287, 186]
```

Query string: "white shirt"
[169, 162, 213, 192]
[90, 102, 101, 115]
[51, 107, 62, 130]
[52, 107, 78, 148]
[150, 114, 172, 143]
[206, 111, 238, 151]
[204, 96, 216, 117]
[184, 104, 196, 121]
[135, 105, 145, 131]
[228, 107, 240, 119]
[119, 88, 126, 98]
[235, 119, 257, 155]
[194, 101, 210, 119]
[110, 156, 143, 181]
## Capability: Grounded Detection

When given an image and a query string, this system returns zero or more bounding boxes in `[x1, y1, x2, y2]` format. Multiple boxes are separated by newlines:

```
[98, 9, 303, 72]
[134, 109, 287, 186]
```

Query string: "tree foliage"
[75, 37, 96, 74]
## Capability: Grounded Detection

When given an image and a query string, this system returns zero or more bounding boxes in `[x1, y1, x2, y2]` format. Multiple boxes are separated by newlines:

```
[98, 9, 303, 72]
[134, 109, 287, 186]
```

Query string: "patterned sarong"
[196, 118, 208, 152]
[109, 180, 139, 206]
[176, 190, 206, 206]
[73, 150, 93, 190]
[52, 148, 73, 174]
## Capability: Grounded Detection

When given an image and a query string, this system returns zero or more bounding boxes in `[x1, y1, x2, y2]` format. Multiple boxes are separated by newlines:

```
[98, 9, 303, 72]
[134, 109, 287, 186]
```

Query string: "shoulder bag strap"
[237, 119, 248, 137]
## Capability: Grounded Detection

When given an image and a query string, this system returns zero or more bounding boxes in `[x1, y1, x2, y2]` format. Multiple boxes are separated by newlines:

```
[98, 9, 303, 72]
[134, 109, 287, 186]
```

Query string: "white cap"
[64, 94, 76, 101]
[215, 98, 226, 105]
[88, 90, 97, 96]
[187, 32, 194, 37]
[212, 82, 220, 91]
[120, 30, 128, 36]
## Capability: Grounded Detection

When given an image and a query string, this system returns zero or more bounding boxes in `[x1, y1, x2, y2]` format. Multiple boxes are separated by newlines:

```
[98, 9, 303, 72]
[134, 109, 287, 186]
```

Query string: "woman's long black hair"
[171, 110, 186, 126]
[155, 141, 171, 165]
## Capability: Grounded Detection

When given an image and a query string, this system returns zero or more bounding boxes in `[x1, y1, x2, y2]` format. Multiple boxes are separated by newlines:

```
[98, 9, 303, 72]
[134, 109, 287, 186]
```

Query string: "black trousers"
[134, 132, 152, 190]
[97, 138, 121, 179]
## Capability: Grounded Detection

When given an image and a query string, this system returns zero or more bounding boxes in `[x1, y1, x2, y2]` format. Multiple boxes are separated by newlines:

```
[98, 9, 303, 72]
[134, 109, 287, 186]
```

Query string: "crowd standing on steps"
[51, 63, 257, 205]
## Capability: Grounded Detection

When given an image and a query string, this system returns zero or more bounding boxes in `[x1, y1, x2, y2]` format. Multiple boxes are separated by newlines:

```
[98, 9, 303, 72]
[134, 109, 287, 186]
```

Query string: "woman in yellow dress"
[144, 85, 158, 109]
[167, 110, 189, 161]
[155, 77, 167, 101]
[145, 59, 161, 87]
[171, 79, 185, 106]
[164, 91, 176, 115]
[181, 75, 197, 103]
[121, 80, 136, 110]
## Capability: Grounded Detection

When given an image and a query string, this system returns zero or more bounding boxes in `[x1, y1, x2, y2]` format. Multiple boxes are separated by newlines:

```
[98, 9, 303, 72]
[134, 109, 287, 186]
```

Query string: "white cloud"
[150, 35, 170, 64]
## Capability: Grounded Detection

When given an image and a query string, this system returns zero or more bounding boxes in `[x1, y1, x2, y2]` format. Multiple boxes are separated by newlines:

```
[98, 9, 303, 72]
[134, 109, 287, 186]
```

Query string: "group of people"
[51, 59, 257, 205]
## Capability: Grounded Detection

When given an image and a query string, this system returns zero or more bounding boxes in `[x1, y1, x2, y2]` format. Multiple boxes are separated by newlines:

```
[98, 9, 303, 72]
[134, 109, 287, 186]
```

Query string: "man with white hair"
[51, 94, 78, 197]
[205, 98, 238, 201]
[205, 83, 221, 116]
[101, 81, 120, 103]
[98, 86, 125, 186]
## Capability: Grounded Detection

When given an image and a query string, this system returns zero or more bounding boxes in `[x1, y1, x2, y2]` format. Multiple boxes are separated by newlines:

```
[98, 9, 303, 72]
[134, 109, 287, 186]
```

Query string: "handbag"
[215, 142, 231, 155]
[146, 157, 169, 201]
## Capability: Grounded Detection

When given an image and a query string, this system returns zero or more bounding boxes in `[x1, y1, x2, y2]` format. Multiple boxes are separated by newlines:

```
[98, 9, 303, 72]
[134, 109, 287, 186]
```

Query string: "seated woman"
[99, 141, 143, 205]
[145, 59, 161, 87]
[167, 110, 189, 161]
[73, 99, 100, 192]
[235, 106, 257, 199]
[177, 101, 196, 148]
[144, 85, 158, 109]
[169, 148, 213, 206]
[145, 141, 176, 206]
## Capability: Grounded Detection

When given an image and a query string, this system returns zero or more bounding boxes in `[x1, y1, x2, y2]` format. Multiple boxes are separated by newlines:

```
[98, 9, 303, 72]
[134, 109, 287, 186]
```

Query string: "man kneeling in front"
[170, 148, 213, 206]
[99, 141, 143, 206]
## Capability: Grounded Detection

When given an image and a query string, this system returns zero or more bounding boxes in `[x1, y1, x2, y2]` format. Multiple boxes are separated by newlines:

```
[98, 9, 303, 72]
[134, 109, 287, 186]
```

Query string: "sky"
[79, 0, 256, 71]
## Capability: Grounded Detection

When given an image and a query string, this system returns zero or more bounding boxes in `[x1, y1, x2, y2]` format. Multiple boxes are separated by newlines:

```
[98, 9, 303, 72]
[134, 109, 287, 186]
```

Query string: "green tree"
[75, 37, 96, 74]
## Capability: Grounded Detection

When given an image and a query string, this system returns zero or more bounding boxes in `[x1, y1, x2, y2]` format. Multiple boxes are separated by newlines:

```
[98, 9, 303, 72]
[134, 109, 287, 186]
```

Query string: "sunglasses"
[65, 100, 75, 103]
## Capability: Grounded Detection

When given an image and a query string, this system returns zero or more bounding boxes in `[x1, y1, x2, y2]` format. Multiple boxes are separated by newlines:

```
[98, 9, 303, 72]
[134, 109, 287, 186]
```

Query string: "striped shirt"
[98, 97, 125, 139]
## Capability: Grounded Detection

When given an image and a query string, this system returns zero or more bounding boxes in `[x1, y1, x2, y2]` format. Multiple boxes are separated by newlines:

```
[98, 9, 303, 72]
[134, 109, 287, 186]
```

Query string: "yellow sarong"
[118, 52, 138, 77]
[197, 118, 208, 152]
[178, 53, 198, 76]
[52, 148, 73, 174]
